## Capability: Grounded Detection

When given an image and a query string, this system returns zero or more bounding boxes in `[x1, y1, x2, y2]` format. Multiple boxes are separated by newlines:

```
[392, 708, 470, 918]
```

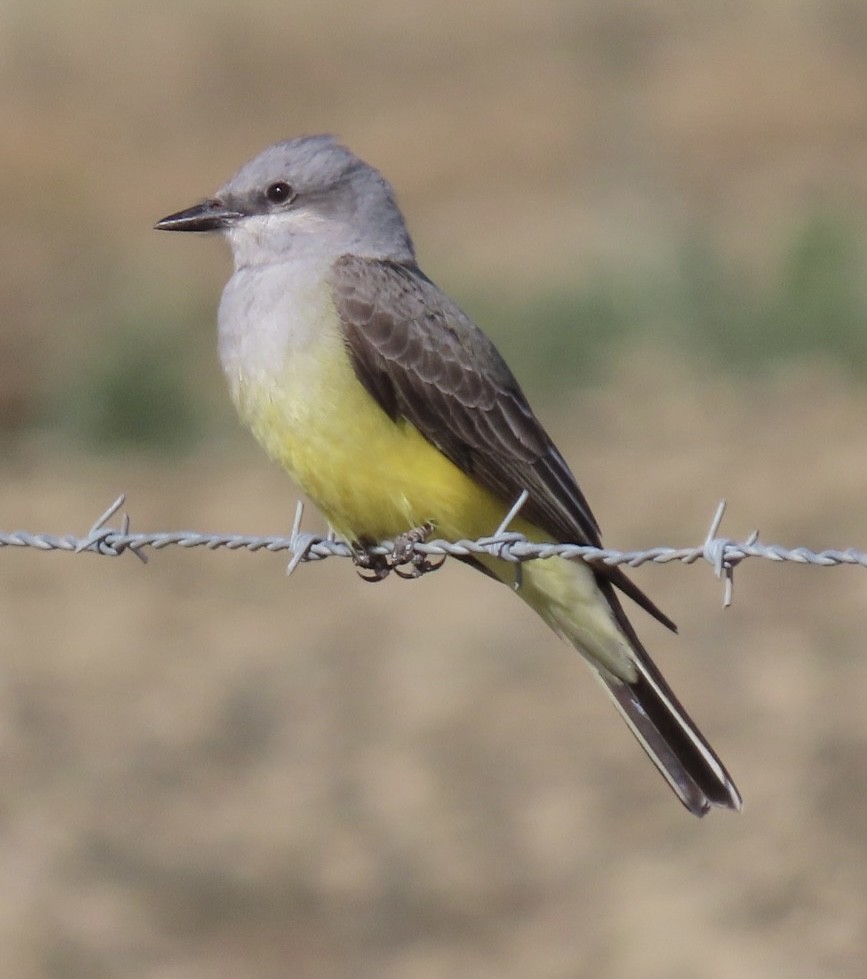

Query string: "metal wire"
[2, 496, 866, 607]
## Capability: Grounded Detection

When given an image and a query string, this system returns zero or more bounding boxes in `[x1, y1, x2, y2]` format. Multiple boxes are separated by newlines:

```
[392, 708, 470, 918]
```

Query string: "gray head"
[155, 135, 416, 268]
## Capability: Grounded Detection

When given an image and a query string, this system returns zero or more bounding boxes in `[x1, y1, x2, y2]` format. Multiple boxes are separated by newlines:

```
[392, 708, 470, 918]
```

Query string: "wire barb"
[286, 501, 316, 575]
[702, 500, 734, 607]
[494, 489, 529, 591]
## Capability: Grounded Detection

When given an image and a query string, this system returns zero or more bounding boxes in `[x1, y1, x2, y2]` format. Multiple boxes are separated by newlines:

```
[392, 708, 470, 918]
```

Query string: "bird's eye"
[265, 181, 294, 204]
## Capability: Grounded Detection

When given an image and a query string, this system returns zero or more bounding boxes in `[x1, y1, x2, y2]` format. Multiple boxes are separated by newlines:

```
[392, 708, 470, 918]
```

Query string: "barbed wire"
[2, 494, 866, 607]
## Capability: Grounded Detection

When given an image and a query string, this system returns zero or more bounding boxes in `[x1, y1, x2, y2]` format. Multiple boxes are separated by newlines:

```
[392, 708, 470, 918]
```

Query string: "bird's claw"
[352, 551, 392, 581]
[393, 551, 447, 579]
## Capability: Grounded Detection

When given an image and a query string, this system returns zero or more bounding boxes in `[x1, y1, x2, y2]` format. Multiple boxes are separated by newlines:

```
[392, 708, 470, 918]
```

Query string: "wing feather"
[331, 256, 598, 537]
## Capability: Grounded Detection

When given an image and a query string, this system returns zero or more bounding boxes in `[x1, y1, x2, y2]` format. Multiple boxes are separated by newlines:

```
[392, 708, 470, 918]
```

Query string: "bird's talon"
[351, 541, 392, 582]
[390, 522, 441, 577]
[393, 553, 447, 579]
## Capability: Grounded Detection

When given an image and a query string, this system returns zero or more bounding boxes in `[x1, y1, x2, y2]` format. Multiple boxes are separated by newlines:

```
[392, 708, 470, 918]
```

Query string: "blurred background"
[3, 1, 867, 976]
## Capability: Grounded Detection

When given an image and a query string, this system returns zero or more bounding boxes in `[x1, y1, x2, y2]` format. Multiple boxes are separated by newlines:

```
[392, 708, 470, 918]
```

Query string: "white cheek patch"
[226, 211, 334, 269]
[280, 209, 331, 234]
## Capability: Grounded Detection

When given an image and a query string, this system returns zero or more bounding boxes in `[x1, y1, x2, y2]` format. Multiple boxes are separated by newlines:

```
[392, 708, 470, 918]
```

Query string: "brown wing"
[330, 254, 675, 630]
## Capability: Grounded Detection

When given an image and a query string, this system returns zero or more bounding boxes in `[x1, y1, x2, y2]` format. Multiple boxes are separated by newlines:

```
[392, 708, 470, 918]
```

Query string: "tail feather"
[596, 577, 742, 816]
[595, 661, 742, 816]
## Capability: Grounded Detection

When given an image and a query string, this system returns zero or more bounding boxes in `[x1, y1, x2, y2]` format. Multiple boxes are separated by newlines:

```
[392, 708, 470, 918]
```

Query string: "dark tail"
[595, 662, 742, 816]
[597, 580, 742, 816]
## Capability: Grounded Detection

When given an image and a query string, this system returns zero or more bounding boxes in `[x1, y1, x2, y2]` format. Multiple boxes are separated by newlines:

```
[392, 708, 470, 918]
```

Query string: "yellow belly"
[230, 331, 508, 543]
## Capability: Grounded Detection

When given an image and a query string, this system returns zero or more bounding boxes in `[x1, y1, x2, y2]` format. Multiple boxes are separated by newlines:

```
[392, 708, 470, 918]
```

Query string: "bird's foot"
[351, 540, 393, 582]
[351, 523, 444, 582]
[392, 522, 445, 579]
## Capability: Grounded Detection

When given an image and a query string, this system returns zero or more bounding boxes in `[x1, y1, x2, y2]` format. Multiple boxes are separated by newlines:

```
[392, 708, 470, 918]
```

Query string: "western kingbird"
[156, 135, 741, 816]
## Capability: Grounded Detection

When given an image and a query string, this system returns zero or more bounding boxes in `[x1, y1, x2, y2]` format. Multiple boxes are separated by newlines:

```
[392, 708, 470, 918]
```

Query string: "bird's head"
[155, 134, 416, 269]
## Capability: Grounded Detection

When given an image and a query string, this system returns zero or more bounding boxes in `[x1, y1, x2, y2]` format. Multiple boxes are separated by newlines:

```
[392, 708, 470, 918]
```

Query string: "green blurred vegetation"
[461, 211, 867, 395]
[52, 312, 203, 454]
[677, 214, 867, 374]
[41, 296, 232, 455]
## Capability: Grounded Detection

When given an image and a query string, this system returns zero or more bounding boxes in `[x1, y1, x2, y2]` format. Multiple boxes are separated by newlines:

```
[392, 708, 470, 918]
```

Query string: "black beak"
[154, 199, 243, 232]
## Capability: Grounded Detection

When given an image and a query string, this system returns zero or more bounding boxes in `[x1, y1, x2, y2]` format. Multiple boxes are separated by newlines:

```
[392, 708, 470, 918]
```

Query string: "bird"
[155, 134, 741, 816]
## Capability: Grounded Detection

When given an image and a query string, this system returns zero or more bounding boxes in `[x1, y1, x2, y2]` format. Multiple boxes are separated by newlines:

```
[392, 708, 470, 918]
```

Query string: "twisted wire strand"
[2, 495, 865, 606]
